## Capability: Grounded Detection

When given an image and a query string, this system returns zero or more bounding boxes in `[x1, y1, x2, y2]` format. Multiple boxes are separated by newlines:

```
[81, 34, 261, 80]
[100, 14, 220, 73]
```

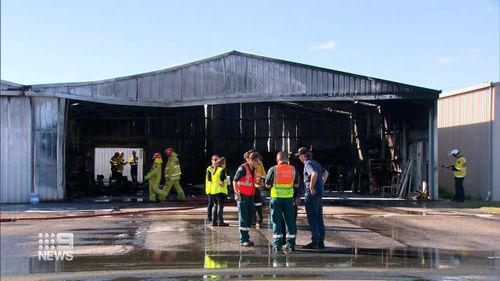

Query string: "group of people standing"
[206, 146, 329, 252]
[109, 151, 139, 184]
[144, 147, 185, 202]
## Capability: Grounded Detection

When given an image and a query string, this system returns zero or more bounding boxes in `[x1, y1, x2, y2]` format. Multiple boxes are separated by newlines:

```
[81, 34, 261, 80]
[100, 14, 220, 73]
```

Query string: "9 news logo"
[37, 232, 74, 261]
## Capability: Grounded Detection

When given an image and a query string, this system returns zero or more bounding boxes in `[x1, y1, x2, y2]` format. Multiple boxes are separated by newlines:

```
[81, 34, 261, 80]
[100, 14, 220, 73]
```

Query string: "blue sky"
[1, 0, 499, 92]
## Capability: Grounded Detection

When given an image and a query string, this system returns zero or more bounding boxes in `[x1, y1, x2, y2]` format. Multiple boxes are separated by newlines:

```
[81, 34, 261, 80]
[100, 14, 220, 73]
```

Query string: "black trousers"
[130, 165, 138, 183]
[212, 193, 226, 224]
[253, 190, 263, 223]
[454, 177, 465, 202]
[207, 194, 214, 220]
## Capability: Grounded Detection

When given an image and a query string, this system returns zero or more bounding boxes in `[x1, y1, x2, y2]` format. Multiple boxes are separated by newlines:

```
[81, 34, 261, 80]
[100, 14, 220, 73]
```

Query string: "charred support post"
[428, 99, 438, 199]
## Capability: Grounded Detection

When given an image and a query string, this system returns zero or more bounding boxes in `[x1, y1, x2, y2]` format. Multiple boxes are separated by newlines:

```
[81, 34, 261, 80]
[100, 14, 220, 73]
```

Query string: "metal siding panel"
[203, 61, 217, 99]
[138, 76, 152, 102]
[263, 61, 270, 96]
[33, 97, 61, 201]
[182, 65, 196, 100]
[311, 69, 317, 95]
[258, 58, 266, 96]
[95, 81, 115, 99]
[238, 56, 247, 95]
[275, 63, 283, 95]
[333, 74, 339, 95]
[151, 74, 161, 102]
[223, 56, 232, 96]
[292, 65, 302, 95]
[174, 70, 183, 101]
[68, 85, 92, 98]
[322, 71, 329, 95]
[338, 75, 345, 96]
[245, 57, 252, 94]
[0, 97, 32, 203]
[438, 88, 493, 199]
[493, 85, 500, 200]
[327, 73, 334, 95]
[306, 68, 313, 95]
[57, 98, 66, 200]
[195, 64, 204, 99]
[298, 66, 307, 94]
[215, 59, 225, 98]
[115, 79, 137, 101]
[350, 76, 355, 95]
[269, 62, 276, 96]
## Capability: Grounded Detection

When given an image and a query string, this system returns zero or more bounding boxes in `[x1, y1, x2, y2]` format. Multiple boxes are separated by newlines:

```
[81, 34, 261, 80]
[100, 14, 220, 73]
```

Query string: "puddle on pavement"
[3, 247, 499, 275]
[2, 219, 499, 277]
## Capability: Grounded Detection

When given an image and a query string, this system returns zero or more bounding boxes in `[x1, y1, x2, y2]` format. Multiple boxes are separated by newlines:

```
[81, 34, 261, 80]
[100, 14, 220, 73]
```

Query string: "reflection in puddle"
[11, 247, 500, 275]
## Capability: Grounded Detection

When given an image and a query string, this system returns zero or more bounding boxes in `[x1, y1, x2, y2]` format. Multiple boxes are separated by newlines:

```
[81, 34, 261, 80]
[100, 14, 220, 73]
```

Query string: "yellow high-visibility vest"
[210, 167, 228, 195]
[205, 166, 215, 195]
[453, 156, 467, 178]
[204, 255, 228, 269]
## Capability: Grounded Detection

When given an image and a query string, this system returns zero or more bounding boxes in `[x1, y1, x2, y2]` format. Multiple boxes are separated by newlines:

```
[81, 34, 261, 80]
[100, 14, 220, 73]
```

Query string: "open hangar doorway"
[65, 97, 432, 200]
[206, 99, 433, 198]
[65, 100, 206, 199]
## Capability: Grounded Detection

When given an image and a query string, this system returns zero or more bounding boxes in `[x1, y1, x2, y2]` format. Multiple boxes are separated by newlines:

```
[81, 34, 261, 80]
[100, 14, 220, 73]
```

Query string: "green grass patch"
[465, 200, 500, 209]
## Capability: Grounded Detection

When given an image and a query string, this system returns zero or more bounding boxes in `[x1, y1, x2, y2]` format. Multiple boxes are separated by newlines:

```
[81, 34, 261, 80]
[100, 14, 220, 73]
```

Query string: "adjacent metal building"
[1, 51, 440, 203]
[438, 82, 499, 201]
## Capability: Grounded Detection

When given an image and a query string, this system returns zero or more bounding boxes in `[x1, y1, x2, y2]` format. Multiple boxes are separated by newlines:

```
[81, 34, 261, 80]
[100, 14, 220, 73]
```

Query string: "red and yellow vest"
[271, 164, 295, 198]
[237, 164, 256, 196]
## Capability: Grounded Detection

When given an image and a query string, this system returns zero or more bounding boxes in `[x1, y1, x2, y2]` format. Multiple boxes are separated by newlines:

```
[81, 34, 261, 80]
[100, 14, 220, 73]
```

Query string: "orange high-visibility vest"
[237, 164, 256, 196]
[271, 164, 295, 198]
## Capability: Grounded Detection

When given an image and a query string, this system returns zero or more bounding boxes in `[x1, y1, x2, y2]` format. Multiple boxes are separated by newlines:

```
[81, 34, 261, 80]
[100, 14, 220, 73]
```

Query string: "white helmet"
[448, 149, 459, 156]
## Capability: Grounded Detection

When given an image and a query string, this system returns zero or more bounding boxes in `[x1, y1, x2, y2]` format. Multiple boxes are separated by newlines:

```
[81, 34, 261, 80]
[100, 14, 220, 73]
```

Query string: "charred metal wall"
[66, 103, 205, 195]
[207, 102, 351, 170]
[32, 97, 66, 201]
[66, 101, 352, 193]
[0, 94, 65, 203]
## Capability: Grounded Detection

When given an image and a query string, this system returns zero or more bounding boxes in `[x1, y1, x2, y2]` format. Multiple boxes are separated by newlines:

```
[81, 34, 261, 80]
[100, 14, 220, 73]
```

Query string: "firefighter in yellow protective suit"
[164, 147, 185, 201]
[109, 152, 119, 181]
[144, 152, 168, 202]
[116, 152, 125, 182]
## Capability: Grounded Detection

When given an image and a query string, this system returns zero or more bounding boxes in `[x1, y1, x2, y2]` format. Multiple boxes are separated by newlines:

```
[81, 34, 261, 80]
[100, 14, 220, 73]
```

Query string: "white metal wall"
[94, 148, 144, 183]
[492, 84, 499, 201]
[0, 97, 32, 203]
[438, 86, 493, 199]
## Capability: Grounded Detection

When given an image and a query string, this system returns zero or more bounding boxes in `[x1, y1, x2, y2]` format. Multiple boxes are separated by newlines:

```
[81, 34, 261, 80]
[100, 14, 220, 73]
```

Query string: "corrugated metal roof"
[26, 51, 440, 107]
[1, 80, 25, 90]
[440, 82, 494, 98]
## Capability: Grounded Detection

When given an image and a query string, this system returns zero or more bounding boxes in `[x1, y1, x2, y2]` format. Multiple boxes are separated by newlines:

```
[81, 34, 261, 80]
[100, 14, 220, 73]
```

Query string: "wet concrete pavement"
[1, 197, 500, 280]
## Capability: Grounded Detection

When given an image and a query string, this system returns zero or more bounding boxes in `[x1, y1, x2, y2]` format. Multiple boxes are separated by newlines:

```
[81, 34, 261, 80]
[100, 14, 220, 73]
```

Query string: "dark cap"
[294, 147, 309, 156]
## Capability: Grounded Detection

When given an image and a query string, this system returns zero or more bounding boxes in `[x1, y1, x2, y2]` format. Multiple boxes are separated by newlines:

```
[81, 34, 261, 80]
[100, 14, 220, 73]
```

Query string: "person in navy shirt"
[295, 147, 329, 249]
